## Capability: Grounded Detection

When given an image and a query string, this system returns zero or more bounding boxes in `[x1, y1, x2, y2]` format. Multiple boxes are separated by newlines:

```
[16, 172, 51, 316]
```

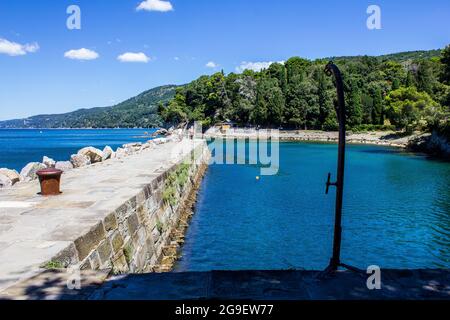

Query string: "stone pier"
[0, 138, 210, 295]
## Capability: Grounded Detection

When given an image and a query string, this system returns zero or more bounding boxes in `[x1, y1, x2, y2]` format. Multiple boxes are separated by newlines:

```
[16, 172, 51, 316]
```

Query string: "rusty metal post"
[36, 168, 63, 196]
[321, 62, 364, 276]
[323, 61, 350, 273]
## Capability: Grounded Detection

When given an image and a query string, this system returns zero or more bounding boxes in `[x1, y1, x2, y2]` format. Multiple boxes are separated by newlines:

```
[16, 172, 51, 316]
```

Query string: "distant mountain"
[0, 85, 178, 129]
[376, 49, 443, 61]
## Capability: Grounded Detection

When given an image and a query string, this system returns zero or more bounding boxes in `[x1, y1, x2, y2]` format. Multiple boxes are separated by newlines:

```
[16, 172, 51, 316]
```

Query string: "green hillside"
[0, 85, 177, 129]
[159, 47, 449, 137]
[1, 48, 446, 130]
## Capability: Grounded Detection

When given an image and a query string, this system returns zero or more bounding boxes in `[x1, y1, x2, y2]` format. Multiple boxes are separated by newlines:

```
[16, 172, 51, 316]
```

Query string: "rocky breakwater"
[0, 134, 183, 189]
[0, 131, 210, 296]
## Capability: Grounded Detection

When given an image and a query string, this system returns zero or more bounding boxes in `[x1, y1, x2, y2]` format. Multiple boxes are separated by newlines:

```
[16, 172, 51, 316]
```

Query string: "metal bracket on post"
[320, 62, 364, 277]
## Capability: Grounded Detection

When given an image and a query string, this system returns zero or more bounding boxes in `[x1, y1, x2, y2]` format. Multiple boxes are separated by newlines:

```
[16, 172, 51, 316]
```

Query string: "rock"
[55, 161, 74, 172]
[0, 168, 21, 183]
[123, 142, 142, 148]
[78, 147, 103, 163]
[141, 142, 156, 150]
[0, 175, 12, 188]
[70, 154, 91, 168]
[115, 147, 127, 159]
[123, 143, 142, 155]
[42, 156, 56, 168]
[20, 162, 46, 181]
[152, 138, 167, 145]
[152, 128, 169, 137]
[102, 146, 115, 161]
[0, 169, 21, 187]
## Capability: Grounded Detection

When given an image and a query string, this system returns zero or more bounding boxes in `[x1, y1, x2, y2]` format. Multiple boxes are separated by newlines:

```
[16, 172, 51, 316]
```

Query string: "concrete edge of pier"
[0, 269, 448, 300]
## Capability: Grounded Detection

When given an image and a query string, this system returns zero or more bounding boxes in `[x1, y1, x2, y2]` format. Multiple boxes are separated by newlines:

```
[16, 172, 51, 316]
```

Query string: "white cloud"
[117, 52, 151, 63]
[236, 60, 285, 73]
[137, 0, 174, 12]
[174, 56, 180, 61]
[64, 48, 99, 60]
[206, 61, 218, 68]
[0, 38, 39, 56]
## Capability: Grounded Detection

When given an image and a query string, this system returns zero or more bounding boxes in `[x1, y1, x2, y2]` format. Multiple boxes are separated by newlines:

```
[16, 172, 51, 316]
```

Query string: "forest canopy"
[160, 47, 450, 136]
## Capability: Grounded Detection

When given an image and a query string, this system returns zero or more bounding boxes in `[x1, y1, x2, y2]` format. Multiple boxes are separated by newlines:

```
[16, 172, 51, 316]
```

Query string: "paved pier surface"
[88, 269, 450, 300]
[0, 139, 203, 293]
[0, 269, 449, 300]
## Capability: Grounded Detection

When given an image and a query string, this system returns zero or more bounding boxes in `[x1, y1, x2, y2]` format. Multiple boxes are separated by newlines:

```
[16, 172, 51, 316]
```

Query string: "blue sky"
[0, 0, 449, 120]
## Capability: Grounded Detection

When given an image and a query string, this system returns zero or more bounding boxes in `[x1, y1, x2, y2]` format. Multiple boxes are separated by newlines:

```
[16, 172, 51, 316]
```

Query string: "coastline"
[204, 128, 450, 160]
[204, 129, 417, 148]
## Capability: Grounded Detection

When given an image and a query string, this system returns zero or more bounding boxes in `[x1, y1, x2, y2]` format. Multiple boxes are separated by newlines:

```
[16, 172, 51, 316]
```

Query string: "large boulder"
[123, 143, 142, 154]
[115, 147, 127, 159]
[141, 142, 155, 150]
[70, 154, 91, 168]
[102, 146, 115, 161]
[77, 147, 103, 163]
[151, 128, 169, 137]
[152, 138, 167, 145]
[20, 162, 46, 181]
[0, 169, 21, 187]
[42, 156, 56, 168]
[55, 161, 74, 172]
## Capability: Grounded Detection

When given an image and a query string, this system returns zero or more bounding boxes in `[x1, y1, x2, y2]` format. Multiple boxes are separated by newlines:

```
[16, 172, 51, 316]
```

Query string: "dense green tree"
[417, 60, 435, 94]
[405, 70, 418, 88]
[267, 63, 287, 93]
[156, 47, 449, 135]
[441, 45, 450, 84]
[346, 78, 363, 127]
[315, 69, 334, 127]
[285, 57, 311, 84]
[385, 87, 440, 133]
[381, 61, 406, 90]
[371, 87, 384, 125]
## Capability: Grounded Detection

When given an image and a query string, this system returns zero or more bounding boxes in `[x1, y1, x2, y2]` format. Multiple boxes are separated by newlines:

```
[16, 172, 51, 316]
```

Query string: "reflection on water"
[176, 142, 450, 271]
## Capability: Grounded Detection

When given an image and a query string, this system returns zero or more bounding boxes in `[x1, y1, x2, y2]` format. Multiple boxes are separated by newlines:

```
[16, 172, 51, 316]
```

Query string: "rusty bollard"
[36, 168, 63, 196]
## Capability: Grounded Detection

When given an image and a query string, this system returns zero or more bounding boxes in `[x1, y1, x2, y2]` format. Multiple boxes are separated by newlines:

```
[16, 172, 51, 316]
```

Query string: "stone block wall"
[51, 141, 210, 274]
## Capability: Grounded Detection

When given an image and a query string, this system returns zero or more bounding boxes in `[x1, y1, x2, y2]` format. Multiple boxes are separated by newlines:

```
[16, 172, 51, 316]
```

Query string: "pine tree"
[417, 61, 434, 94]
[347, 79, 363, 127]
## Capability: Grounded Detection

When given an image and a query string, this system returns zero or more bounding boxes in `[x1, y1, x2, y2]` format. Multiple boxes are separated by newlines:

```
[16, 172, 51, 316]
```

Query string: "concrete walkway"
[0, 139, 203, 293]
[88, 269, 450, 300]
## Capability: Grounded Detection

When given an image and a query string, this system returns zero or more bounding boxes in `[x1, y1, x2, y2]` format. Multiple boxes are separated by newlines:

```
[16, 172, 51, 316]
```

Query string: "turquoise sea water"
[0, 129, 153, 172]
[1, 130, 448, 270]
[176, 141, 450, 271]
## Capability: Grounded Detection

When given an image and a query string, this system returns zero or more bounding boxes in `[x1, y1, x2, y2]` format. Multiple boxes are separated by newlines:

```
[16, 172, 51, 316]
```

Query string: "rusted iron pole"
[324, 61, 346, 273]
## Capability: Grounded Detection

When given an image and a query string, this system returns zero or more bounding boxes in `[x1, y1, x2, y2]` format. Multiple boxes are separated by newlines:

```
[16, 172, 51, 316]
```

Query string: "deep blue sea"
[0, 129, 153, 172]
[176, 141, 450, 271]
